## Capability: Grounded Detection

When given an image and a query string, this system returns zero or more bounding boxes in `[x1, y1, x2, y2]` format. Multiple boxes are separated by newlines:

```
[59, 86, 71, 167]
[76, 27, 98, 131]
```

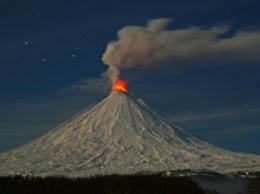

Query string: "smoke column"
[102, 18, 260, 82]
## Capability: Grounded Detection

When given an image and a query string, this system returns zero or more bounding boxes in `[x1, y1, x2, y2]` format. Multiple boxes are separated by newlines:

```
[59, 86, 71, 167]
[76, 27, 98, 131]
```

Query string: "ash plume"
[102, 18, 260, 82]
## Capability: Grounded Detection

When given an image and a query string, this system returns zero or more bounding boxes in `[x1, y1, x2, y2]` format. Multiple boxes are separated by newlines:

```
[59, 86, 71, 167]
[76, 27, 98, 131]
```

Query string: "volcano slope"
[0, 91, 259, 177]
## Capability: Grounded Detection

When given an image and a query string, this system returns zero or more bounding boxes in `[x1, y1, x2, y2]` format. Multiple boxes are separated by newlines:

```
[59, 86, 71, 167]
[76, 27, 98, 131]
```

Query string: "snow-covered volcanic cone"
[0, 89, 260, 177]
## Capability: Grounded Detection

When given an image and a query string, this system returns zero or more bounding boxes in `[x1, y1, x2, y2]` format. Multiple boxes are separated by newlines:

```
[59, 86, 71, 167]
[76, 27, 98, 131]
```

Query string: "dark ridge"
[0, 174, 219, 194]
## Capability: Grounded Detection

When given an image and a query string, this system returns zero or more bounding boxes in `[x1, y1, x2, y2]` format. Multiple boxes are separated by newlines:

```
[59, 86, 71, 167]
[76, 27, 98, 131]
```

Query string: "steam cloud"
[102, 18, 260, 82]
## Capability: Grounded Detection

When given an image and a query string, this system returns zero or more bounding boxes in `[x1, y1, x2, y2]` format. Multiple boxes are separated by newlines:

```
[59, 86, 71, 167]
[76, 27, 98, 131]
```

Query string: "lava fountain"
[112, 77, 128, 93]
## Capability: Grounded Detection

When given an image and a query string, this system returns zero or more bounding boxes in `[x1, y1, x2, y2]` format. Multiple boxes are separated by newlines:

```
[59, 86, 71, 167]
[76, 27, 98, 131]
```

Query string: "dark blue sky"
[0, 0, 260, 154]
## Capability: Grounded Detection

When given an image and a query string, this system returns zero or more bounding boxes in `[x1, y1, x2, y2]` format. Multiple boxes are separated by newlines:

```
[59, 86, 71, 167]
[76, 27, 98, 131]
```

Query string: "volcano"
[0, 90, 260, 177]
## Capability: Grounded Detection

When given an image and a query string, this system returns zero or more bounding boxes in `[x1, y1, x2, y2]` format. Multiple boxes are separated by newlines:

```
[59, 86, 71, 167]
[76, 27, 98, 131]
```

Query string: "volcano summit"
[0, 89, 260, 177]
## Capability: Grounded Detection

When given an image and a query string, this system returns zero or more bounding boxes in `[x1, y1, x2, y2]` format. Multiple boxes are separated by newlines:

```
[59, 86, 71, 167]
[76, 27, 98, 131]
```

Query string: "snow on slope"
[0, 91, 259, 177]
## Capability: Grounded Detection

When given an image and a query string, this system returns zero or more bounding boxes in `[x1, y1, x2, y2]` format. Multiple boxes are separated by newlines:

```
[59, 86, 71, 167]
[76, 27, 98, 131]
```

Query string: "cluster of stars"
[23, 41, 77, 62]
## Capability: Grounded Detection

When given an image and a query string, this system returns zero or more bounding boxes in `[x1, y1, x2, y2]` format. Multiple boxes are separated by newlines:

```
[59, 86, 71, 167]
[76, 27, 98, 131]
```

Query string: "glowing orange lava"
[112, 77, 128, 93]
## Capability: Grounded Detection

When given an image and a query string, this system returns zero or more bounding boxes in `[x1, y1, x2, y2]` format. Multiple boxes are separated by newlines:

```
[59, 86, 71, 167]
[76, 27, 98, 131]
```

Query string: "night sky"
[1, 0, 260, 154]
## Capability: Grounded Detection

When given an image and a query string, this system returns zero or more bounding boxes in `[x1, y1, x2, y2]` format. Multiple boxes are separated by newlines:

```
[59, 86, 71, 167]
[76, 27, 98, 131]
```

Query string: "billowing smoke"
[102, 18, 260, 82]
